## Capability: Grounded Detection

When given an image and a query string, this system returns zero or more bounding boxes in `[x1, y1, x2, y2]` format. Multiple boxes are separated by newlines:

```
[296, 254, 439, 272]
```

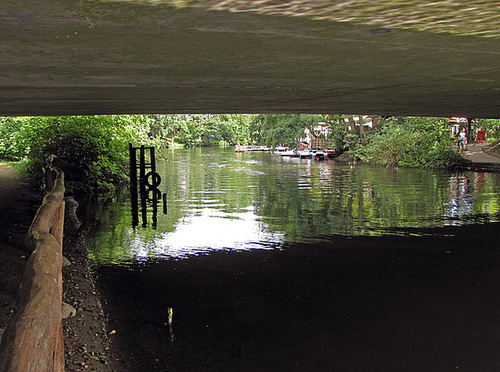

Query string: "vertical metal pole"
[152, 191, 158, 229]
[150, 146, 159, 228]
[467, 118, 473, 143]
[139, 145, 147, 227]
[150, 147, 156, 172]
[129, 144, 139, 227]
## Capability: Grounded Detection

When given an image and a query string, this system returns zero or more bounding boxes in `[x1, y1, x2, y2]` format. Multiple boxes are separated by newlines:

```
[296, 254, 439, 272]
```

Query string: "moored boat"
[274, 146, 331, 160]
[280, 149, 297, 157]
[298, 150, 312, 159]
[325, 148, 339, 158]
[312, 150, 327, 160]
[236, 145, 271, 152]
[273, 146, 289, 154]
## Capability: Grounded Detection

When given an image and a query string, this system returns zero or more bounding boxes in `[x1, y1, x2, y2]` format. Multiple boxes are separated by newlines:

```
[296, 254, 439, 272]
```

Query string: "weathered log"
[42, 154, 58, 194]
[25, 169, 64, 253]
[0, 164, 65, 371]
[0, 232, 64, 372]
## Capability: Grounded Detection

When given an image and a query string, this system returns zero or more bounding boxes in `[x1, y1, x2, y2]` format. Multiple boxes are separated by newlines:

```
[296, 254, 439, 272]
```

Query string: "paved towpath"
[465, 142, 500, 164]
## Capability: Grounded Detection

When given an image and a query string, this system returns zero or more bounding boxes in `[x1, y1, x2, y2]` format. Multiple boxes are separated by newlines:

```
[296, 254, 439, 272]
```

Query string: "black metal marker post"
[129, 144, 166, 228]
[139, 145, 147, 227]
[129, 144, 139, 227]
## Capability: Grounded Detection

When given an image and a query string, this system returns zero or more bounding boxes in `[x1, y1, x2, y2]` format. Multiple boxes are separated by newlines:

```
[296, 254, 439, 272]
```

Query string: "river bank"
[0, 164, 124, 371]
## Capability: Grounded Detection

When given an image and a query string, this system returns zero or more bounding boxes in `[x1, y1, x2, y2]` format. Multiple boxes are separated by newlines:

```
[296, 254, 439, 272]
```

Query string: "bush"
[21, 115, 160, 195]
[0, 117, 28, 161]
[351, 117, 471, 169]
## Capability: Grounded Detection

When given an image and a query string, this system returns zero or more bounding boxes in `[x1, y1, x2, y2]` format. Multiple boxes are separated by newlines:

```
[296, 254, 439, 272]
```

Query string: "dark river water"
[87, 148, 500, 371]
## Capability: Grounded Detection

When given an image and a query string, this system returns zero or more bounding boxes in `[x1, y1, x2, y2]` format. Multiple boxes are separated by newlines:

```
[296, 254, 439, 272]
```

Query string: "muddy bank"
[57, 194, 136, 371]
[61, 205, 113, 371]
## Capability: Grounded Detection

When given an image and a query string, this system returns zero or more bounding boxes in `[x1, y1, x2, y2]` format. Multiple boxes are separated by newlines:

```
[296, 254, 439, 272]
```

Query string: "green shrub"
[351, 117, 471, 169]
[0, 117, 28, 161]
[22, 115, 160, 195]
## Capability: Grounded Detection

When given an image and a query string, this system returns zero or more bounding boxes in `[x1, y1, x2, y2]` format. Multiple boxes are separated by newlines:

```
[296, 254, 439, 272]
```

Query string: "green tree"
[217, 114, 252, 145]
[149, 115, 183, 147]
[147, 114, 253, 148]
[475, 118, 500, 140]
[22, 115, 160, 194]
[250, 114, 314, 147]
[321, 114, 350, 152]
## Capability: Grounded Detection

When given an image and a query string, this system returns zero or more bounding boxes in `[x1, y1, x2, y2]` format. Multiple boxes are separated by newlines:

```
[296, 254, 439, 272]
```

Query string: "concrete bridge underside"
[1, 1, 499, 117]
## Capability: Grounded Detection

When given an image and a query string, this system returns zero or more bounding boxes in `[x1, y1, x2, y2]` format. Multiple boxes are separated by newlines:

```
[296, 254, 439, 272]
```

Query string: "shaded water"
[87, 148, 500, 371]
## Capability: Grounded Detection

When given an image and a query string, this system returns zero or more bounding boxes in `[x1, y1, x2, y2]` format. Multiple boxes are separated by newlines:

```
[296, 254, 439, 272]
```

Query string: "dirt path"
[0, 164, 42, 340]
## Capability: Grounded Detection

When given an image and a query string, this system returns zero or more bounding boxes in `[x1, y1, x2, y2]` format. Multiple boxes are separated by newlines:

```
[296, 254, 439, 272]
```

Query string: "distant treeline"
[1, 115, 498, 194]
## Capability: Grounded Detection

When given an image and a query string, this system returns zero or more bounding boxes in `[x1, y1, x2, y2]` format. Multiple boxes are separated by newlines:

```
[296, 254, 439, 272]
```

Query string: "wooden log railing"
[0, 167, 65, 372]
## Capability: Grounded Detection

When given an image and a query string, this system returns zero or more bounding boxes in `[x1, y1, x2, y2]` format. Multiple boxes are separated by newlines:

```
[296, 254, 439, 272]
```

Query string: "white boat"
[280, 149, 297, 157]
[298, 150, 312, 159]
[312, 150, 327, 160]
[235, 145, 271, 152]
[273, 146, 289, 154]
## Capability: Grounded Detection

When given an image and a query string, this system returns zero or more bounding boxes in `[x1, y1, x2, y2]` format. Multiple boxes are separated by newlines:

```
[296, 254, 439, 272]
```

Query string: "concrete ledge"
[466, 163, 500, 173]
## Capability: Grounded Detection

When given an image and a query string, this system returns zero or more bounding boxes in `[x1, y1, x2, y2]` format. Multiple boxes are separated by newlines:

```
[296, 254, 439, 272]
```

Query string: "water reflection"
[446, 174, 474, 224]
[128, 208, 283, 260]
[87, 148, 500, 264]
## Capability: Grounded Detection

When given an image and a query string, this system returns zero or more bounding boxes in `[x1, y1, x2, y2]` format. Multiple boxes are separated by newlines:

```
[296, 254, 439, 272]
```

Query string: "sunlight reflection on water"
[126, 208, 284, 260]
